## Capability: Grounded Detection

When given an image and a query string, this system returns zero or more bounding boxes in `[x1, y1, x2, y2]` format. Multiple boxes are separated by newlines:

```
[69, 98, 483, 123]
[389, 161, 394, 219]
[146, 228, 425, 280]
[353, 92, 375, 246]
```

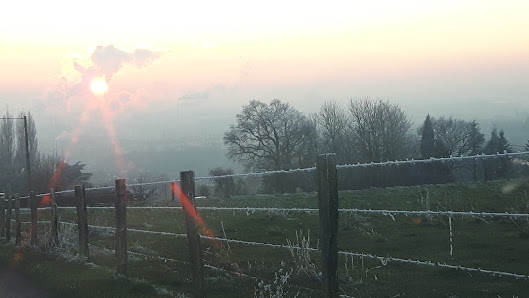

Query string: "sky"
[1, 0, 529, 169]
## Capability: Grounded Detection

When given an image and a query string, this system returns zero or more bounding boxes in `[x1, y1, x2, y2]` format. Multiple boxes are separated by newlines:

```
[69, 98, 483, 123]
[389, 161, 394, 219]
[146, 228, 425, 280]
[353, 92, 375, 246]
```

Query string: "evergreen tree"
[468, 120, 485, 155]
[484, 128, 512, 154]
[420, 114, 435, 159]
[484, 128, 500, 154]
[498, 130, 512, 153]
[483, 128, 512, 180]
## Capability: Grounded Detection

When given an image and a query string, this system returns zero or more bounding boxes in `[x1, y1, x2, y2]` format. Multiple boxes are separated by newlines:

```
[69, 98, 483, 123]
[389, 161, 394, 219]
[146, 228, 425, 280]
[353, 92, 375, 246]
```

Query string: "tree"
[1, 108, 92, 194]
[525, 139, 529, 151]
[484, 128, 512, 154]
[348, 98, 412, 162]
[433, 117, 485, 157]
[128, 170, 166, 201]
[1, 109, 19, 192]
[15, 111, 39, 166]
[209, 167, 237, 198]
[316, 101, 356, 163]
[468, 121, 485, 155]
[420, 114, 435, 159]
[483, 128, 512, 180]
[224, 99, 314, 171]
[0, 109, 15, 164]
[32, 157, 93, 193]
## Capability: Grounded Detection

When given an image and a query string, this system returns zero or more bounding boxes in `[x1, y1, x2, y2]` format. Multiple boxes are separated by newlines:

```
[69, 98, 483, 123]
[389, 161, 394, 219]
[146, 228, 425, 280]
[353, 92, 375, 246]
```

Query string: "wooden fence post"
[50, 189, 59, 245]
[75, 186, 89, 260]
[30, 191, 38, 245]
[171, 182, 176, 201]
[0, 194, 5, 237]
[115, 179, 127, 275]
[180, 171, 204, 298]
[317, 154, 339, 298]
[14, 194, 21, 246]
[6, 195, 12, 241]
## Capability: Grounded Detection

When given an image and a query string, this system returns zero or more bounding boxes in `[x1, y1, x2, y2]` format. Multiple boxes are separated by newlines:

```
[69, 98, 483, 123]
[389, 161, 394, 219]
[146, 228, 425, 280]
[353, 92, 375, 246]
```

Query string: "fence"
[1, 151, 529, 297]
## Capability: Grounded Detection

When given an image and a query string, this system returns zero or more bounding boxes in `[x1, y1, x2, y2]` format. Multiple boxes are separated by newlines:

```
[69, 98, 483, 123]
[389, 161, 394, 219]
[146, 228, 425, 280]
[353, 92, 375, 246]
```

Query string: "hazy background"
[1, 0, 528, 182]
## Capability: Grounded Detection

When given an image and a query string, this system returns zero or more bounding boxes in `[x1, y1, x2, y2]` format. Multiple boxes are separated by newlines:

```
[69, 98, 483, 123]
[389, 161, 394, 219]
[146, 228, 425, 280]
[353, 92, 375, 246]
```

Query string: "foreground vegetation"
[2, 178, 529, 297]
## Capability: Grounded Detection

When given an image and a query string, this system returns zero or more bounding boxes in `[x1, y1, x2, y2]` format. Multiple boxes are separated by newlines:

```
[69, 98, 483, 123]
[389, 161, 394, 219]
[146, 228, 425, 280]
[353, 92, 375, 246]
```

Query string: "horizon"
[1, 1, 528, 177]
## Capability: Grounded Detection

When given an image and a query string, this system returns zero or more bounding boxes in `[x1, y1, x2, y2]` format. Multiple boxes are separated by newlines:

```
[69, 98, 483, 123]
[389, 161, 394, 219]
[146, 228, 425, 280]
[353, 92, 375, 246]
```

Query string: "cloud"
[89, 45, 161, 80]
[178, 91, 210, 102]
[44, 45, 164, 113]
[89, 45, 163, 81]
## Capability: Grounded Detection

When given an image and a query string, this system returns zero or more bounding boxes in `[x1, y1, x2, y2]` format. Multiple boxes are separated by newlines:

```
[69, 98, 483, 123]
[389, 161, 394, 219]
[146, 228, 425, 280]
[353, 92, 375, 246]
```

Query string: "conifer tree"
[420, 114, 435, 159]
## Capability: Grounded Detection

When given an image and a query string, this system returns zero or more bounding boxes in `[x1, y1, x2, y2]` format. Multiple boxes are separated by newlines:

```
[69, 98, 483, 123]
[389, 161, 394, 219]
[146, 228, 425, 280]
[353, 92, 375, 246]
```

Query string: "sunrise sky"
[1, 0, 528, 146]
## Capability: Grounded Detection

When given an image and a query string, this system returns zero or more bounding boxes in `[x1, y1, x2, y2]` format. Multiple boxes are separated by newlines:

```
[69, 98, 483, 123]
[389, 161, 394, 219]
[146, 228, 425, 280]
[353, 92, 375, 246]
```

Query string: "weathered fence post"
[170, 182, 176, 201]
[30, 191, 38, 245]
[14, 194, 21, 246]
[317, 154, 339, 298]
[50, 189, 59, 245]
[6, 195, 12, 241]
[0, 194, 5, 237]
[115, 179, 127, 275]
[75, 185, 89, 260]
[180, 170, 204, 298]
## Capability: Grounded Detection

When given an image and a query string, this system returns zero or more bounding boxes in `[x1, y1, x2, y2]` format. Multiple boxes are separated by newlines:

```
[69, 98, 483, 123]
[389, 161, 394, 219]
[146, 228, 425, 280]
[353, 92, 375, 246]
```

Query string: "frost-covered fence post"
[115, 179, 127, 275]
[0, 194, 5, 237]
[180, 170, 204, 298]
[75, 185, 89, 260]
[5, 195, 12, 241]
[317, 154, 339, 298]
[30, 191, 38, 245]
[50, 189, 59, 245]
[14, 194, 21, 246]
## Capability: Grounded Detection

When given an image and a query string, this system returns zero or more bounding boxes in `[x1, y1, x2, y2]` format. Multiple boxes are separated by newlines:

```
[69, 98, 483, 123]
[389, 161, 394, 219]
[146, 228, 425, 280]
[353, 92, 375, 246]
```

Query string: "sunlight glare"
[90, 78, 108, 95]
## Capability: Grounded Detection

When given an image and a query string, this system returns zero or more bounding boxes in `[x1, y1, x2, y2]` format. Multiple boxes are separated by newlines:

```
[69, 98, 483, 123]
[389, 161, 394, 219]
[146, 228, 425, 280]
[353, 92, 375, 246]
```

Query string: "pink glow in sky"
[0, 0, 527, 128]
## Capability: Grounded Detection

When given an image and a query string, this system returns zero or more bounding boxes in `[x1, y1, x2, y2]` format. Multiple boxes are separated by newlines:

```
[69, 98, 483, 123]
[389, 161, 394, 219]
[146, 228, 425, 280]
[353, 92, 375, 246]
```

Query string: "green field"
[2, 178, 529, 297]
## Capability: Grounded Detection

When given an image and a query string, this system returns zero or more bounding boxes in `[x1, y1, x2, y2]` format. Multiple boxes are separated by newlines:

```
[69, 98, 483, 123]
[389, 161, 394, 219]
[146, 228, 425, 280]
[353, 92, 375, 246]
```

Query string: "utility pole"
[23, 116, 32, 193]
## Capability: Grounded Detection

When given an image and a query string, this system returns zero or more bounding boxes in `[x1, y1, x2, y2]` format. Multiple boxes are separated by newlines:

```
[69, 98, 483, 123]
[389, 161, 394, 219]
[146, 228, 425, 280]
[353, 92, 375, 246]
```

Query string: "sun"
[90, 78, 108, 95]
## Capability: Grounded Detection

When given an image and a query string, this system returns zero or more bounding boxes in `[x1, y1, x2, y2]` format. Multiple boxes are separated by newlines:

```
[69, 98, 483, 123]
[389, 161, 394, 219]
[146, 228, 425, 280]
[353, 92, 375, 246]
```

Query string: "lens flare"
[90, 78, 108, 95]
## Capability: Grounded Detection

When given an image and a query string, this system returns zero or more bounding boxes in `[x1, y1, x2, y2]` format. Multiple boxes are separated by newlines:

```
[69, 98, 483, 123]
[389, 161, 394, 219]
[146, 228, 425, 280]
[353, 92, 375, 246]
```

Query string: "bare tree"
[209, 167, 237, 197]
[348, 98, 412, 162]
[433, 117, 484, 156]
[128, 170, 166, 201]
[316, 101, 356, 163]
[0, 109, 15, 165]
[224, 99, 314, 171]
[0, 109, 17, 191]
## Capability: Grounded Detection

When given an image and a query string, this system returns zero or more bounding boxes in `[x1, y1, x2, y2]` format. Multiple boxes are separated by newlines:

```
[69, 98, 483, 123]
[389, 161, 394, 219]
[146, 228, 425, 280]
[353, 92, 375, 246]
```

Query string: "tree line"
[0, 110, 92, 196]
[217, 98, 529, 195]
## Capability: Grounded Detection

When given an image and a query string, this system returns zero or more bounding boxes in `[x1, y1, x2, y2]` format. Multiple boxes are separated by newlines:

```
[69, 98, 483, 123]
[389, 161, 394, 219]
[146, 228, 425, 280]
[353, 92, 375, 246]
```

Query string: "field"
[2, 178, 529, 297]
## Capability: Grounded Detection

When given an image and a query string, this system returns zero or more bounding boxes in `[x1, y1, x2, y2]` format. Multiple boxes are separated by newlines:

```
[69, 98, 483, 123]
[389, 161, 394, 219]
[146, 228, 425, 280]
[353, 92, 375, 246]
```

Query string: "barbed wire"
[338, 209, 529, 219]
[52, 204, 529, 220]
[195, 167, 316, 181]
[200, 235, 316, 251]
[204, 263, 319, 294]
[203, 235, 529, 280]
[336, 151, 529, 169]
[196, 207, 317, 213]
[12, 150, 529, 199]
[194, 206, 529, 220]
[128, 228, 187, 238]
[338, 251, 529, 280]
[126, 179, 180, 188]
[58, 221, 115, 231]
[127, 250, 189, 265]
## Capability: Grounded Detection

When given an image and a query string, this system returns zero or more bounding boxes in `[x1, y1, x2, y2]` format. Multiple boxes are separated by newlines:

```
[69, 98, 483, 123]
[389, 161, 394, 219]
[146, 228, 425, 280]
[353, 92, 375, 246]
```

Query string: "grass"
[2, 178, 529, 297]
